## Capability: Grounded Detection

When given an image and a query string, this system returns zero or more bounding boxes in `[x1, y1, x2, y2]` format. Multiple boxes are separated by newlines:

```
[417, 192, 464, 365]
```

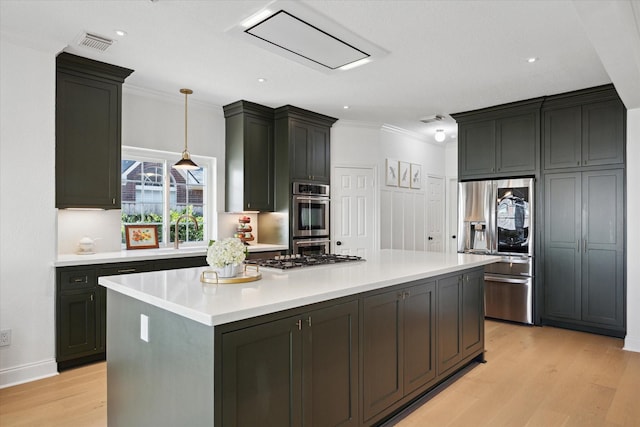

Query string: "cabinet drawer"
[98, 262, 154, 277]
[60, 270, 97, 291]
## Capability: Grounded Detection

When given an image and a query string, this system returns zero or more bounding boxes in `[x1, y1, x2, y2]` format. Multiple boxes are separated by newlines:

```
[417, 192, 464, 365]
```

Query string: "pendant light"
[173, 88, 199, 170]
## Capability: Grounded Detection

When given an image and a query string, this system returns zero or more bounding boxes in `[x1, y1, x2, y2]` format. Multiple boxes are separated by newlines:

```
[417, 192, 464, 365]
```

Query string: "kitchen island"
[99, 250, 497, 427]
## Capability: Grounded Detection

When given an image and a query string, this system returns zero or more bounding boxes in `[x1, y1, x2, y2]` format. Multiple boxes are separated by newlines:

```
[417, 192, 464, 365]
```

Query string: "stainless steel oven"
[293, 238, 330, 256]
[292, 182, 330, 238]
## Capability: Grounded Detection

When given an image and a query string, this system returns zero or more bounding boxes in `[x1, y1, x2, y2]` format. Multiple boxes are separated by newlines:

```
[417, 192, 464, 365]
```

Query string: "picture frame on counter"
[385, 158, 399, 186]
[399, 161, 410, 188]
[410, 163, 422, 189]
[125, 224, 159, 250]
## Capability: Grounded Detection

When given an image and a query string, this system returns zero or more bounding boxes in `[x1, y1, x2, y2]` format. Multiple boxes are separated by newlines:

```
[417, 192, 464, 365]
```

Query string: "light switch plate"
[140, 314, 149, 342]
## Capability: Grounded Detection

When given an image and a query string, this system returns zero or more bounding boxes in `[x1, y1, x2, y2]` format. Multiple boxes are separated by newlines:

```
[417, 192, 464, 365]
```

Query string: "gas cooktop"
[246, 254, 365, 270]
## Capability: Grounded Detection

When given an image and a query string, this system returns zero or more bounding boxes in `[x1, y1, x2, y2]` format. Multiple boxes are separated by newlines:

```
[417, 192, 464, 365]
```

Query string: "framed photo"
[125, 225, 159, 250]
[385, 158, 399, 186]
[399, 161, 410, 188]
[410, 163, 422, 189]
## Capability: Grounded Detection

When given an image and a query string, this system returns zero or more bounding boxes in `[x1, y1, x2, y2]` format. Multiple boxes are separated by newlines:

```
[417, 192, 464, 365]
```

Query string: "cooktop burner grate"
[246, 254, 365, 270]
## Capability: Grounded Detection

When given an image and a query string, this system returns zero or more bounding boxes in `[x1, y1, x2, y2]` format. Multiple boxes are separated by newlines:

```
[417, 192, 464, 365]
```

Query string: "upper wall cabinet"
[56, 53, 133, 209]
[543, 85, 625, 171]
[452, 98, 543, 180]
[275, 106, 337, 185]
[224, 101, 275, 212]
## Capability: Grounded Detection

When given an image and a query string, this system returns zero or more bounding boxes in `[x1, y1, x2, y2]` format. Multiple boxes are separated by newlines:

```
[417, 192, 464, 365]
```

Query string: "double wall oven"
[458, 177, 534, 324]
[292, 182, 330, 255]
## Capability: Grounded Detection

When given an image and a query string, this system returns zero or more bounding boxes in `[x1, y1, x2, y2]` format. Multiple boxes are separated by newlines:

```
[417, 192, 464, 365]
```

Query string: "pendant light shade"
[174, 88, 199, 170]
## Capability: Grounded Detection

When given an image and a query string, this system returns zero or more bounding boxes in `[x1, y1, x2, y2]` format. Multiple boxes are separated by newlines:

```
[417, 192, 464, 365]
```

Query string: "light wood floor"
[1, 320, 639, 426]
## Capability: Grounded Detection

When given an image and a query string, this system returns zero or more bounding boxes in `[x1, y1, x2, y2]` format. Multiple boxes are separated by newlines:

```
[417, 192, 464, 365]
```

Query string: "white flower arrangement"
[206, 238, 247, 268]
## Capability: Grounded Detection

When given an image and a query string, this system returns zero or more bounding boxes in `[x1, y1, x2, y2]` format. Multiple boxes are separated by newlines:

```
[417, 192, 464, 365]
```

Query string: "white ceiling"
[2, 0, 639, 142]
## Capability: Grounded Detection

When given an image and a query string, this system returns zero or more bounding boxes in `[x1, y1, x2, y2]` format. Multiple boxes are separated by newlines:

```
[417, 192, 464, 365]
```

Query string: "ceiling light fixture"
[173, 88, 199, 170]
[115, 29, 127, 37]
[257, 78, 267, 83]
[343, 105, 350, 109]
[527, 57, 538, 63]
[435, 129, 446, 143]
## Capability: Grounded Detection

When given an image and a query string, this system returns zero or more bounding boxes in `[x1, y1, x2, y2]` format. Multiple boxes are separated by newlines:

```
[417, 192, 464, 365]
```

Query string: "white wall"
[0, 37, 61, 386]
[624, 108, 640, 352]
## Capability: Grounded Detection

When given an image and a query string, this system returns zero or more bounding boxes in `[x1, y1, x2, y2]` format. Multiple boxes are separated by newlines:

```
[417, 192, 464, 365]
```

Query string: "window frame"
[121, 146, 217, 248]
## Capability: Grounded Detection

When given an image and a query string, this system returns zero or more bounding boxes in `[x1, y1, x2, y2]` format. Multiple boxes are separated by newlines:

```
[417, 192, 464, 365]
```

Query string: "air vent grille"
[79, 33, 113, 51]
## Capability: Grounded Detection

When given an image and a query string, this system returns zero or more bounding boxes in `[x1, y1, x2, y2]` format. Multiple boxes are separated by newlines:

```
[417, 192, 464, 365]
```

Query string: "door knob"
[452, 235, 457, 239]
[336, 241, 342, 246]
[428, 236, 433, 241]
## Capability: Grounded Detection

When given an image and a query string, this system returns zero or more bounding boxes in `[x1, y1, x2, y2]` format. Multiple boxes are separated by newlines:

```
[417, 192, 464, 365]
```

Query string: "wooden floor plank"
[1, 321, 639, 426]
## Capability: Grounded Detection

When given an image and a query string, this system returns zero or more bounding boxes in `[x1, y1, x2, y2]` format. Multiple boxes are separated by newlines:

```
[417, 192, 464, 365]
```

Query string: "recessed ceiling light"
[257, 78, 267, 83]
[115, 30, 127, 37]
[343, 105, 350, 109]
[527, 57, 538, 63]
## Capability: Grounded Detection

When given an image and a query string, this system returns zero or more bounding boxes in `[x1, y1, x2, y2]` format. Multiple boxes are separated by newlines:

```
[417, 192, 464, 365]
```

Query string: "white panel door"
[332, 167, 376, 258]
[426, 176, 445, 252]
[447, 177, 459, 254]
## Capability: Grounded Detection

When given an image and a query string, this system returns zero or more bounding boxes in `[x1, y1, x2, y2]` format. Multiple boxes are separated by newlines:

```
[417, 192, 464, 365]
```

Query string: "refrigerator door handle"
[484, 274, 531, 285]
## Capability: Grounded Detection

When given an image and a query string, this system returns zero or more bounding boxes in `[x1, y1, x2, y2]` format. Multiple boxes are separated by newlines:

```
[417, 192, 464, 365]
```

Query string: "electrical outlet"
[0, 329, 11, 347]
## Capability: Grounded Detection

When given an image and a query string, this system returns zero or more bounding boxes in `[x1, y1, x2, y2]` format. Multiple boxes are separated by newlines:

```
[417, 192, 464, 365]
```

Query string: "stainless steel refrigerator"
[458, 177, 534, 324]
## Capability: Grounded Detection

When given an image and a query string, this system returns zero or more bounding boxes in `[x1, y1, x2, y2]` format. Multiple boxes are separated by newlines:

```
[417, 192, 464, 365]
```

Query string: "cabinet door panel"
[544, 106, 582, 170]
[497, 112, 537, 173]
[544, 173, 581, 320]
[462, 270, 484, 357]
[582, 170, 624, 326]
[245, 116, 274, 210]
[582, 100, 624, 166]
[309, 126, 330, 183]
[362, 291, 402, 421]
[291, 122, 310, 181]
[59, 292, 97, 359]
[56, 73, 120, 208]
[458, 121, 496, 178]
[304, 301, 358, 427]
[221, 316, 302, 427]
[403, 282, 436, 394]
[437, 275, 462, 375]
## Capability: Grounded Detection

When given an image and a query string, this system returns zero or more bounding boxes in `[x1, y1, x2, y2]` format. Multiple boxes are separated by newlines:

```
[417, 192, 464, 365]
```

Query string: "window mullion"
[163, 160, 171, 247]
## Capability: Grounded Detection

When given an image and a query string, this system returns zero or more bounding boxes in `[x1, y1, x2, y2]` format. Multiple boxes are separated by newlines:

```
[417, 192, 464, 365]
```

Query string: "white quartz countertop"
[54, 243, 288, 267]
[98, 250, 498, 326]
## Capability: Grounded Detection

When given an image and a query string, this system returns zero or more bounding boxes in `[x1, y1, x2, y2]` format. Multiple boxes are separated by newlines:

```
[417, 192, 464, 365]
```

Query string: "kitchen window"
[121, 146, 215, 247]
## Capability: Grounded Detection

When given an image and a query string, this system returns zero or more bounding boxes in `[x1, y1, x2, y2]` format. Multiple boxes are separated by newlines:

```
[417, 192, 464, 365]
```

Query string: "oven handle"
[294, 196, 330, 203]
[295, 239, 330, 247]
[484, 274, 530, 285]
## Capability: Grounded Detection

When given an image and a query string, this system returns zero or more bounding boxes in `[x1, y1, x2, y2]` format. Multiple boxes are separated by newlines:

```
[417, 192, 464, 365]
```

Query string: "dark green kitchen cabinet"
[543, 85, 625, 170]
[275, 105, 337, 185]
[55, 52, 133, 209]
[543, 169, 625, 337]
[56, 256, 205, 370]
[218, 299, 359, 427]
[453, 99, 542, 180]
[362, 280, 436, 423]
[56, 268, 105, 370]
[437, 269, 485, 376]
[224, 100, 275, 212]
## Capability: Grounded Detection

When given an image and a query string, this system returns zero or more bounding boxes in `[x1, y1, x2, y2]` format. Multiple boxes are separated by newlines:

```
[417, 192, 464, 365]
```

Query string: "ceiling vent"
[78, 33, 113, 52]
[419, 115, 445, 124]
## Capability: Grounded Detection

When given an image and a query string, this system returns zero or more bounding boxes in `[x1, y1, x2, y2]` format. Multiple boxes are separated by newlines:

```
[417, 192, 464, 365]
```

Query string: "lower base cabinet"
[217, 268, 485, 427]
[362, 280, 436, 422]
[218, 300, 359, 427]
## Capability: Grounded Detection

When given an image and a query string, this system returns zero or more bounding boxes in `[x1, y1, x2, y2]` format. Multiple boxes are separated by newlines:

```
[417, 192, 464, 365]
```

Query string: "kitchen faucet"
[174, 214, 199, 249]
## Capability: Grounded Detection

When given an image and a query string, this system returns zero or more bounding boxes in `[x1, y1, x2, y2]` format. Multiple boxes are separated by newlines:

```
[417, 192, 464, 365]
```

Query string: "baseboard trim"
[0, 358, 58, 389]
[623, 335, 640, 353]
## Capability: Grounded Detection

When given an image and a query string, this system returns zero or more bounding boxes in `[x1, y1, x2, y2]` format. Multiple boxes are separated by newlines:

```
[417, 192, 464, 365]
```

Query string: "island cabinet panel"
[437, 269, 485, 376]
[542, 169, 625, 337]
[543, 86, 625, 170]
[362, 280, 436, 423]
[55, 53, 133, 209]
[218, 299, 359, 427]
